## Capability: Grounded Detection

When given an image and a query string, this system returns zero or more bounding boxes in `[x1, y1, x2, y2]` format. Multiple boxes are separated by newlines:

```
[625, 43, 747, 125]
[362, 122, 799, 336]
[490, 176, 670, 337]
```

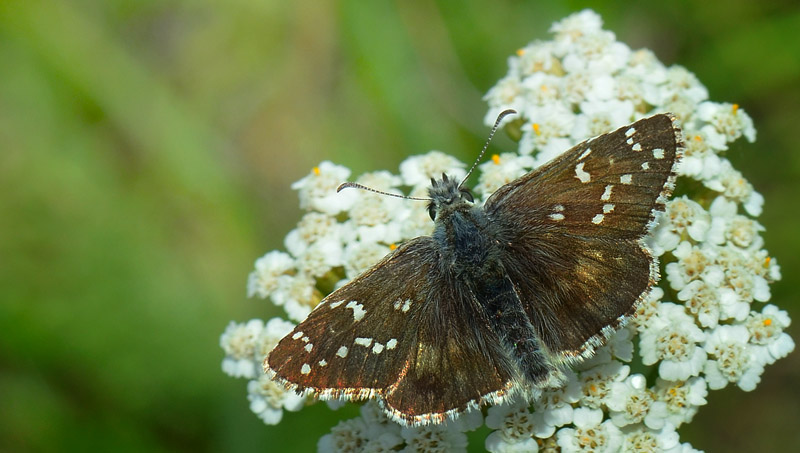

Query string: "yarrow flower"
[221, 9, 792, 451]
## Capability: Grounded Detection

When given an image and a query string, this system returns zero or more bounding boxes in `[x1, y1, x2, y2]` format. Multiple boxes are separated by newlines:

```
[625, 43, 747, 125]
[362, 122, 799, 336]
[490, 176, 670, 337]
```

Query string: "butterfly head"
[427, 173, 473, 220]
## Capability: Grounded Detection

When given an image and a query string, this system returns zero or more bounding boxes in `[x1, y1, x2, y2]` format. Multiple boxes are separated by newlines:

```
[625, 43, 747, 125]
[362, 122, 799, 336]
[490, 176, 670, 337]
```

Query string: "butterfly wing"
[484, 113, 682, 362]
[266, 237, 516, 425]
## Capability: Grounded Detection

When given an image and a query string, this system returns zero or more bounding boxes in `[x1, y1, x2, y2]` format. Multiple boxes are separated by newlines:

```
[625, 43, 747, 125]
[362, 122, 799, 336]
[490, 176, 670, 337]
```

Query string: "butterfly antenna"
[337, 182, 430, 201]
[459, 109, 517, 188]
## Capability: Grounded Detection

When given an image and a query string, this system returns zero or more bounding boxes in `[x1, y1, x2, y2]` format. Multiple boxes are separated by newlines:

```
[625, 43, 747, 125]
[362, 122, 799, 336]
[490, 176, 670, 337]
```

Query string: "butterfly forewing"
[266, 237, 516, 424]
[487, 114, 680, 239]
[486, 113, 681, 360]
[267, 238, 432, 396]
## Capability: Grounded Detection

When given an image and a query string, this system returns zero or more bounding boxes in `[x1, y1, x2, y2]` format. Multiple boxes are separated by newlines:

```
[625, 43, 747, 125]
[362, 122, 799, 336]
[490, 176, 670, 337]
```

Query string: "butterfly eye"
[460, 188, 474, 203]
[428, 204, 437, 221]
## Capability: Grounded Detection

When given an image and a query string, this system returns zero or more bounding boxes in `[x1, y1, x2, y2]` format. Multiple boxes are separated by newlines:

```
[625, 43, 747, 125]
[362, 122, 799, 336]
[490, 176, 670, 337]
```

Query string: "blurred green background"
[1, 1, 798, 451]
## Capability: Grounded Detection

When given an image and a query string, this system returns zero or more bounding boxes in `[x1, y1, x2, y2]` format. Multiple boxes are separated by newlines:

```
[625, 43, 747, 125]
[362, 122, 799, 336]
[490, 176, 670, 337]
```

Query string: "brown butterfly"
[266, 111, 682, 425]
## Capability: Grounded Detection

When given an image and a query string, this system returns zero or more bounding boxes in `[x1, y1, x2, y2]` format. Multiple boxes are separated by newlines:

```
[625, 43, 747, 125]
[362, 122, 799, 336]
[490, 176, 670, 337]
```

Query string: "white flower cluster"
[220, 9, 793, 452]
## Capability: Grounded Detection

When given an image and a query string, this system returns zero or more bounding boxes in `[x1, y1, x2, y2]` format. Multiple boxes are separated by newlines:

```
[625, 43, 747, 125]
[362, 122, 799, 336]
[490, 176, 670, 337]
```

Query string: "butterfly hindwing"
[266, 237, 516, 424]
[485, 113, 681, 360]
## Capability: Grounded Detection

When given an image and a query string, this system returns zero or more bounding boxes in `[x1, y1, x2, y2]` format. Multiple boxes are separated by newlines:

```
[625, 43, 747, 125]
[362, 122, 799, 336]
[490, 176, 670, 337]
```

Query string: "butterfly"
[266, 111, 682, 425]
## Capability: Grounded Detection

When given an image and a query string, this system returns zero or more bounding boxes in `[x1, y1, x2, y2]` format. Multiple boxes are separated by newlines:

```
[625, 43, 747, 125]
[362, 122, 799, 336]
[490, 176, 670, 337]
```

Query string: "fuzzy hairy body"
[432, 199, 556, 387]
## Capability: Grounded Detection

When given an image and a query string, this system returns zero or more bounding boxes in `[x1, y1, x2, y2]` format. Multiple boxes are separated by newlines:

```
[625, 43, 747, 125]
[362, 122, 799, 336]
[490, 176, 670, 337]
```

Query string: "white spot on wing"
[346, 301, 366, 321]
[354, 337, 373, 347]
[301, 336, 309, 343]
[301, 364, 311, 375]
[553, 204, 564, 212]
[372, 342, 385, 354]
[620, 174, 633, 185]
[603, 204, 615, 214]
[578, 148, 592, 160]
[574, 162, 591, 183]
[632, 143, 642, 152]
[329, 300, 344, 309]
[626, 137, 634, 145]
[304, 343, 313, 352]
[292, 331, 303, 340]
[393, 298, 412, 312]
[626, 127, 636, 137]
[641, 161, 650, 170]
[653, 148, 665, 159]
[592, 214, 605, 224]
[601, 185, 613, 201]
[549, 213, 565, 221]
[318, 359, 327, 367]
[336, 346, 348, 358]
[386, 339, 398, 349]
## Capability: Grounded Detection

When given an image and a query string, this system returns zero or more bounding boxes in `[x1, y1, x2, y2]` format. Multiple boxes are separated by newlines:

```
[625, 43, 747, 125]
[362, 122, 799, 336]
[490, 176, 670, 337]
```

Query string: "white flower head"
[292, 161, 358, 215]
[654, 377, 708, 428]
[606, 374, 669, 429]
[696, 102, 756, 144]
[639, 303, 707, 381]
[533, 370, 582, 430]
[475, 153, 535, 199]
[666, 241, 719, 291]
[283, 212, 347, 259]
[703, 159, 763, 216]
[318, 401, 405, 452]
[399, 151, 466, 188]
[577, 360, 630, 409]
[649, 197, 711, 255]
[549, 9, 604, 43]
[247, 251, 295, 299]
[631, 286, 665, 332]
[247, 373, 306, 425]
[556, 407, 623, 453]
[270, 273, 319, 322]
[400, 422, 470, 453]
[220, 319, 264, 378]
[746, 304, 795, 365]
[485, 400, 544, 452]
[703, 324, 764, 391]
[620, 423, 683, 453]
[676, 279, 723, 328]
[254, 317, 297, 362]
[343, 240, 392, 279]
[517, 104, 575, 161]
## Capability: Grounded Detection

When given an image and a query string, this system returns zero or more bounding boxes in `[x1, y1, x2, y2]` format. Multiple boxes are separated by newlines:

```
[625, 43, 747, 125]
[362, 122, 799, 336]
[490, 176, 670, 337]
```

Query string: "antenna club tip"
[336, 183, 350, 193]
